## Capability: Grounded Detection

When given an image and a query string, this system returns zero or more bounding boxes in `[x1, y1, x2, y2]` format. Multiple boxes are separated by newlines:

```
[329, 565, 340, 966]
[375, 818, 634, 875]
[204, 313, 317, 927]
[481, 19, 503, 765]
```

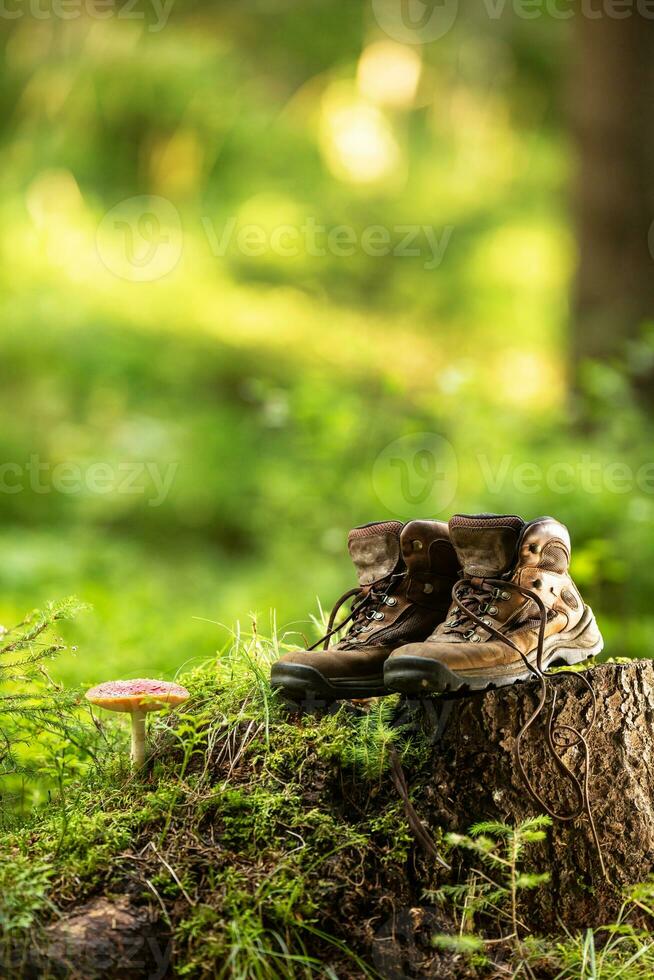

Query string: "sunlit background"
[0, 0, 651, 704]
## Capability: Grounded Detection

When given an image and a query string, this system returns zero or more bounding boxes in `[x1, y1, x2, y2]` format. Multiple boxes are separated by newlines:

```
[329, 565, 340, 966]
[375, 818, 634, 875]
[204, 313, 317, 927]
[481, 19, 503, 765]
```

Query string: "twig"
[388, 746, 450, 870]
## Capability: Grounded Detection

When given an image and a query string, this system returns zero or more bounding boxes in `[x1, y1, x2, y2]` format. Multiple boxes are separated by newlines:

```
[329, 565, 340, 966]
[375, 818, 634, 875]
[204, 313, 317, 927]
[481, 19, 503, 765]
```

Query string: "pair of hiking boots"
[271, 513, 603, 701]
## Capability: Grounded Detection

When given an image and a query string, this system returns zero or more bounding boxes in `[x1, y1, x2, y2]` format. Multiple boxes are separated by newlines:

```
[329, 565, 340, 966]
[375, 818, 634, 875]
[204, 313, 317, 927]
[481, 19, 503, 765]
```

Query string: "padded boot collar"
[449, 514, 525, 577]
[347, 521, 404, 586]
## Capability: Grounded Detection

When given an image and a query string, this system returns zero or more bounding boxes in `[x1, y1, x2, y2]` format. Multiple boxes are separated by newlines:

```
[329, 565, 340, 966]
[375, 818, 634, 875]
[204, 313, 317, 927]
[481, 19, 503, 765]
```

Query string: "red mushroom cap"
[85, 679, 190, 713]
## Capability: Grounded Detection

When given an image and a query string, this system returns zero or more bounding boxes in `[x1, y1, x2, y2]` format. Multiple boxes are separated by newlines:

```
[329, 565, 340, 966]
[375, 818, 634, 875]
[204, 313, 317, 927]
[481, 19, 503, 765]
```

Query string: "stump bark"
[412, 660, 654, 931]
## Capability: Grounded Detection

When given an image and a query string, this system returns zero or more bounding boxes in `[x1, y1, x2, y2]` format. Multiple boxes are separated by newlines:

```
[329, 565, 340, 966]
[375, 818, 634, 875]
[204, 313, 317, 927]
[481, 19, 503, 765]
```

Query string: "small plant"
[428, 818, 654, 978]
[522, 880, 654, 979]
[339, 697, 400, 781]
[428, 814, 552, 946]
[0, 597, 97, 812]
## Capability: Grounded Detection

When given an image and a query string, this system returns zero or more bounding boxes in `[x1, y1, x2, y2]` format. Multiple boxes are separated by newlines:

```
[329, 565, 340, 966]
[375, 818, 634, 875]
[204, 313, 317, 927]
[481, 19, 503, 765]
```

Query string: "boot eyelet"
[423, 583, 434, 594]
[501, 591, 511, 600]
[482, 618, 492, 626]
[412, 540, 423, 551]
[472, 634, 481, 643]
[373, 611, 384, 621]
[385, 596, 397, 606]
[464, 629, 476, 638]
[488, 606, 498, 615]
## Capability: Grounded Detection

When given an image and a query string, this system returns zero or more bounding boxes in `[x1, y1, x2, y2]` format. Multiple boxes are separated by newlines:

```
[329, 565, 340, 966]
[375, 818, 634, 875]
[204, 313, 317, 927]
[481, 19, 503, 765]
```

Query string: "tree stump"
[413, 661, 654, 931]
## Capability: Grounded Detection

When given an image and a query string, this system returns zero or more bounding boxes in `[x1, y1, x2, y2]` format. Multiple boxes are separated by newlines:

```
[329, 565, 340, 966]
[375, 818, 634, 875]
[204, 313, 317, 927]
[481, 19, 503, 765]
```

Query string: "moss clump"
[0, 626, 460, 979]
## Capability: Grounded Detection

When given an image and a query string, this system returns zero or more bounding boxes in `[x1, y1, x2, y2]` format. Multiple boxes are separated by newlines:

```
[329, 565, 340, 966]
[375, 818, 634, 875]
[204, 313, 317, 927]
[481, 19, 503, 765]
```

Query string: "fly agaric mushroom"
[85, 679, 190, 767]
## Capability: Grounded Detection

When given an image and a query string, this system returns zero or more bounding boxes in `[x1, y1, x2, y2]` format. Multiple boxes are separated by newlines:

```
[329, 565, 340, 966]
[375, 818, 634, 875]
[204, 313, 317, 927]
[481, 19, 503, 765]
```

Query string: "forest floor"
[2, 630, 654, 979]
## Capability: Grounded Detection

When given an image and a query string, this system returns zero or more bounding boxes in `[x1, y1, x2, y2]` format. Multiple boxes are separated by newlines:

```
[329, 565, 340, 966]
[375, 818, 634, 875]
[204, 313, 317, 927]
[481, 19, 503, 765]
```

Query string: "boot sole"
[270, 663, 389, 702]
[384, 606, 603, 696]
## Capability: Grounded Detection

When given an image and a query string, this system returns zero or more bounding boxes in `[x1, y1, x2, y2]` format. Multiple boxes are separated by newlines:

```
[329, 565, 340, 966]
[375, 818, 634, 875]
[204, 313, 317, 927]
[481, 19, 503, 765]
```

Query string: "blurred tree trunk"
[570, 10, 654, 397]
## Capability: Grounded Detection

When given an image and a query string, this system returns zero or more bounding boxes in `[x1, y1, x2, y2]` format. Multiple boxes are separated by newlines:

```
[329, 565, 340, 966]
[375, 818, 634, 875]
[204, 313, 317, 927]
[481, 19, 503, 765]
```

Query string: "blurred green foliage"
[0, 0, 651, 702]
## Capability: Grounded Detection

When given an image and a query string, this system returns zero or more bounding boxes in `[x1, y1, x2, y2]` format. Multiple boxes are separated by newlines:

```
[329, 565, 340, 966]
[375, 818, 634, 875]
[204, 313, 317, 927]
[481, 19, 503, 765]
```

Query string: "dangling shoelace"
[447, 576, 607, 880]
[307, 572, 406, 652]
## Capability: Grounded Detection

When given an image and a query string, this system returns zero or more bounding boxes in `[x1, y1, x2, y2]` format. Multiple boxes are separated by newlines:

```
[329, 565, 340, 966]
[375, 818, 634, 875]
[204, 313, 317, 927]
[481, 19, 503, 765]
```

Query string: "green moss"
[0, 857, 52, 934]
[2, 626, 649, 979]
[10, 626, 634, 980]
[0, 630, 437, 977]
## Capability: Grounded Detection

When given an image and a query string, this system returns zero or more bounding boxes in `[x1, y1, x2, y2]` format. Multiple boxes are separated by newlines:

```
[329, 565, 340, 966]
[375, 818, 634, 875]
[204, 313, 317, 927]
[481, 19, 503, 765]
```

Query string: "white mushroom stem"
[130, 710, 147, 767]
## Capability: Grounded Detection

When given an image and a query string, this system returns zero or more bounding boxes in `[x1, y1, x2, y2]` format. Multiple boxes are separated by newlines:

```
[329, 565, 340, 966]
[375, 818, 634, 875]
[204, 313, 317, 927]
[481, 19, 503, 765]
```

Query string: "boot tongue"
[347, 521, 404, 586]
[449, 514, 525, 578]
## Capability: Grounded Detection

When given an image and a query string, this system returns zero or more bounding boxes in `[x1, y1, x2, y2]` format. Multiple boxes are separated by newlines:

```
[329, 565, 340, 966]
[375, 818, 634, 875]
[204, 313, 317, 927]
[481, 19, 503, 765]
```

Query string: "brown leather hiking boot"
[270, 519, 459, 700]
[384, 513, 603, 694]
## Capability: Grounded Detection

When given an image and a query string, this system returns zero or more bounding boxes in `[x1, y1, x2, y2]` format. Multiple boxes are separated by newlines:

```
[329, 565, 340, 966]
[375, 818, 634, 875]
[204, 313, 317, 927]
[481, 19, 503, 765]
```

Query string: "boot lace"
[448, 575, 607, 879]
[442, 579, 514, 639]
[308, 572, 405, 652]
